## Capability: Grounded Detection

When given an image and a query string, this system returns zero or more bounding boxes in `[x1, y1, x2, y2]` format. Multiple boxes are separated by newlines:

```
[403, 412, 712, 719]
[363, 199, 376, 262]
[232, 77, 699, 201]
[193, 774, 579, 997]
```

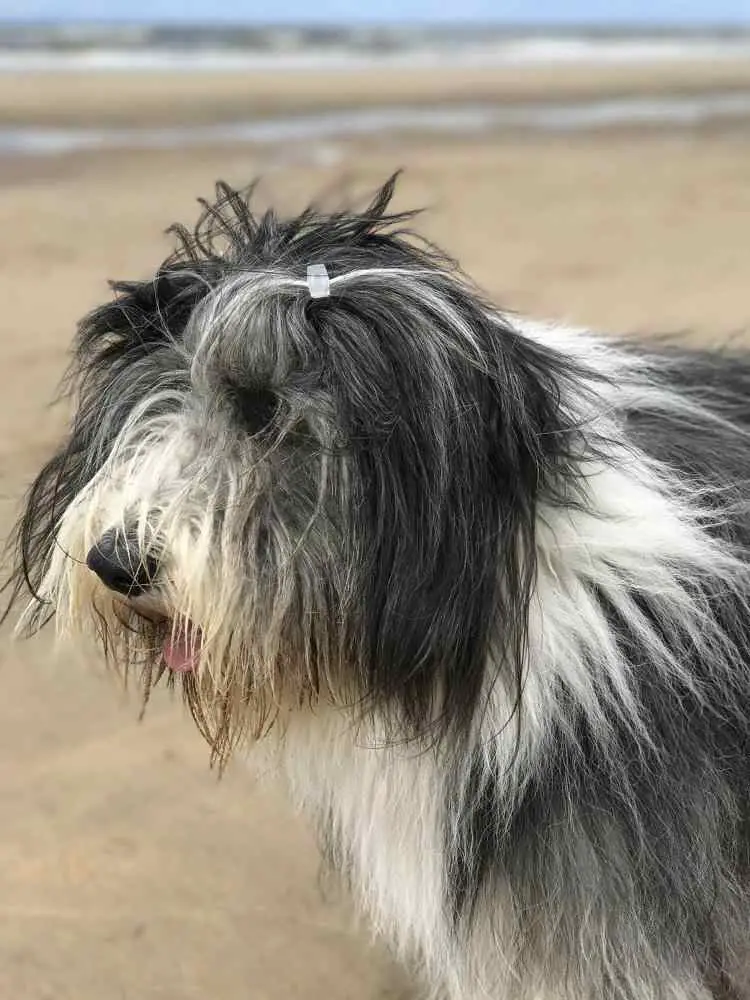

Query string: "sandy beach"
[6, 59, 750, 127]
[1, 61, 750, 1000]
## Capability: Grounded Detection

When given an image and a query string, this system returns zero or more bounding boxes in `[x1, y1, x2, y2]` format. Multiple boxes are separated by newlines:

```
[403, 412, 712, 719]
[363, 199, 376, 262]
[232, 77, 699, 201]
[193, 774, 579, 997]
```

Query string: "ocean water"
[3, 41, 750, 74]
[2, 29, 750, 73]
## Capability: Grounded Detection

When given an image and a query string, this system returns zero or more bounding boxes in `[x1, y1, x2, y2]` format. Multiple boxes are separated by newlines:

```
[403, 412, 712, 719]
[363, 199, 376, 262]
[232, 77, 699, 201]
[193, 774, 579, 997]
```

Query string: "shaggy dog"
[5, 176, 750, 999]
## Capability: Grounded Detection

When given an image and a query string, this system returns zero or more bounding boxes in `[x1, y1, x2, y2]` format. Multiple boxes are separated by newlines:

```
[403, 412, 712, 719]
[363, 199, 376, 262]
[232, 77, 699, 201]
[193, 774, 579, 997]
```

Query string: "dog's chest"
[268, 715, 451, 968]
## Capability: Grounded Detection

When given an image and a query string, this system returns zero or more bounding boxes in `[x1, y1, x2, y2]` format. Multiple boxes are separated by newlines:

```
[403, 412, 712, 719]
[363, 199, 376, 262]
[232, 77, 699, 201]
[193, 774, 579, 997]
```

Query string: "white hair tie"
[306, 263, 330, 299]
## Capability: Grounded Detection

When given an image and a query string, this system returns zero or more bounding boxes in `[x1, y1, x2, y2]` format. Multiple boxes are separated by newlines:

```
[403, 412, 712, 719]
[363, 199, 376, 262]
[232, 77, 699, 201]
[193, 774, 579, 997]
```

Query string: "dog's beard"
[38, 561, 325, 765]
[40, 580, 286, 762]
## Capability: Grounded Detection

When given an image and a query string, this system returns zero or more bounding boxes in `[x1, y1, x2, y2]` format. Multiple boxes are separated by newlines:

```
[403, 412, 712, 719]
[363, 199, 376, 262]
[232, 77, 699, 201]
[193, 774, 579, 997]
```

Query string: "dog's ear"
[2, 442, 82, 630]
[77, 268, 212, 368]
[338, 290, 587, 742]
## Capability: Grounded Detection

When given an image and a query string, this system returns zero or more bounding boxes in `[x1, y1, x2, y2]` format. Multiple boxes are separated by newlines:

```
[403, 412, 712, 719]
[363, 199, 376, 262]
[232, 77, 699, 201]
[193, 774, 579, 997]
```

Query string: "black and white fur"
[5, 176, 750, 999]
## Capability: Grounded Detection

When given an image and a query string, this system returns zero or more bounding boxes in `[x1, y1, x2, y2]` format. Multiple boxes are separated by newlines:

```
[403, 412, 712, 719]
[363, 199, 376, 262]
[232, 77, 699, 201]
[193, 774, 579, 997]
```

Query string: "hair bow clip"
[306, 263, 330, 299]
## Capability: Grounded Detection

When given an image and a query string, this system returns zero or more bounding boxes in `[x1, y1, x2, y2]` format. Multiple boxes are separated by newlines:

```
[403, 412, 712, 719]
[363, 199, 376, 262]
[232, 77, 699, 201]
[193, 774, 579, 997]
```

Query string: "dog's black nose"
[86, 529, 159, 596]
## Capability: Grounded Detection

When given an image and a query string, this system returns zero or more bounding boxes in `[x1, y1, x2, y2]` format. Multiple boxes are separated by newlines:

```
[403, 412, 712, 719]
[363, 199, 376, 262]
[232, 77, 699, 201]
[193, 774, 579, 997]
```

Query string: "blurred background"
[2, 2, 750, 999]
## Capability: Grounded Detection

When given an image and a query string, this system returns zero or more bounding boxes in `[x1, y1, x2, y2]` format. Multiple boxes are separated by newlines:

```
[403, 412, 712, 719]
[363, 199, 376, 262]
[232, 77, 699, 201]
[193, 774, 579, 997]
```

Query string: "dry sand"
[1, 64, 750, 1000]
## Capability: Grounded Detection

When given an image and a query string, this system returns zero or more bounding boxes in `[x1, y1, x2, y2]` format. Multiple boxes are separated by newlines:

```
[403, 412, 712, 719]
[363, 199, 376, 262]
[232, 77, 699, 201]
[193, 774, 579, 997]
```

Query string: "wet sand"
[6, 58, 750, 128]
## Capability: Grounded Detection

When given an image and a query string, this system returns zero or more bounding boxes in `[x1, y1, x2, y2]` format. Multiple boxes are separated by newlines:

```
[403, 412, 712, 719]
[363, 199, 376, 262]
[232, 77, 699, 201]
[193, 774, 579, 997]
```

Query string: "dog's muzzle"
[86, 529, 201, 674]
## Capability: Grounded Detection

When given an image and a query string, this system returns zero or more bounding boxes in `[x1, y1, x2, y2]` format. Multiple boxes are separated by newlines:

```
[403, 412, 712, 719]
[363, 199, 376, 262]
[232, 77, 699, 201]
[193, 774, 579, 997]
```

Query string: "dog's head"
[4, 176, 585, 760]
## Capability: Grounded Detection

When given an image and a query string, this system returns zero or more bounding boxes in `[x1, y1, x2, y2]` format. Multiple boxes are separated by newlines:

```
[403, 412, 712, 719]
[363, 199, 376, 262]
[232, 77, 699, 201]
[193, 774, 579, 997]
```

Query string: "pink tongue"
[162, 628, 201, 674]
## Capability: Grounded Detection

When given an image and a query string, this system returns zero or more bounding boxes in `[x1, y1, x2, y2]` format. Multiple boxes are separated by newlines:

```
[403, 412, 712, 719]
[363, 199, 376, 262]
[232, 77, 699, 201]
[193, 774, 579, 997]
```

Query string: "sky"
[3, 0, 750, 24]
